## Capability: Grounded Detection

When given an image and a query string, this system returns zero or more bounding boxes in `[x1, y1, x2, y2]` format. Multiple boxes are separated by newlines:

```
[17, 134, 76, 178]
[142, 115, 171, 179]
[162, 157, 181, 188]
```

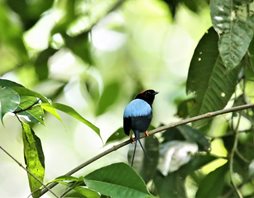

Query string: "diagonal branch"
[39, 103, 254, 197]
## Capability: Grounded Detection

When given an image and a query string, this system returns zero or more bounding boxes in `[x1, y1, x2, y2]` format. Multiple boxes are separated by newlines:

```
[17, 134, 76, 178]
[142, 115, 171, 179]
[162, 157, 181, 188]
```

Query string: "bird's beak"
[154, 91, 159, 95]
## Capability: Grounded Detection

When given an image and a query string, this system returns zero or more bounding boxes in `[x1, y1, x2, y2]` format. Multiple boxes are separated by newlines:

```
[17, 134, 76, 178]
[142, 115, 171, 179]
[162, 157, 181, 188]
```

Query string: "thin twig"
[229, 113, 243, 198]
[39, 103, 254, 196]
[0, 145, 59, 198]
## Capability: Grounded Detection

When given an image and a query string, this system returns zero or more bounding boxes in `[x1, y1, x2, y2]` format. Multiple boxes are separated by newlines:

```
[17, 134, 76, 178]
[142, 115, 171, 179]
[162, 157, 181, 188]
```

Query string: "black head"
[135, 89, 158, 106]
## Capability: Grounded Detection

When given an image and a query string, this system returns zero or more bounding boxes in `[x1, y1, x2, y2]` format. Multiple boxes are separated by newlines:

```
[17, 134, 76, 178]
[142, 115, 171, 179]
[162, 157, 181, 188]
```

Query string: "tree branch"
[39, 103, 254, 196]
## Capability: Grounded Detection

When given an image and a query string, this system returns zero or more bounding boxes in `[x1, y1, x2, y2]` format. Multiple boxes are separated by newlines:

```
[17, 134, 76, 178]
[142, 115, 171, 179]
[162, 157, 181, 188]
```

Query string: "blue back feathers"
[124, 99, 152, 118]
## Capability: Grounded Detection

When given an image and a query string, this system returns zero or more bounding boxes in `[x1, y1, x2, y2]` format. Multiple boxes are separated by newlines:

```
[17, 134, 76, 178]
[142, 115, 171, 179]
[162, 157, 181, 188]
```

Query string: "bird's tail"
[131, 130, 149, 166]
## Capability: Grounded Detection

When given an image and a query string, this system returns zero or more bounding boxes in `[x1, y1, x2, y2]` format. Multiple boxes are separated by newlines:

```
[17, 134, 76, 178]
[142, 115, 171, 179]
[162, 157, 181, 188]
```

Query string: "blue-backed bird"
[123, 89, 158, 166]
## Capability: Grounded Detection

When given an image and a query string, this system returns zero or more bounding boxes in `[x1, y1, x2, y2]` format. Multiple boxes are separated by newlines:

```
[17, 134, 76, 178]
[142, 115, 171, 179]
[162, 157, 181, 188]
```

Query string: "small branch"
[39, 103, 254, 196]
[229, 114, 243, 198]
[0, 145, 59, 198]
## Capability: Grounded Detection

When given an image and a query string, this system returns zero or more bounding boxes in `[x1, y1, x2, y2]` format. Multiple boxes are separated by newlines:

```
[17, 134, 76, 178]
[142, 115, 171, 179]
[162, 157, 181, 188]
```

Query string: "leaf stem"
[39, 103, 254, 196]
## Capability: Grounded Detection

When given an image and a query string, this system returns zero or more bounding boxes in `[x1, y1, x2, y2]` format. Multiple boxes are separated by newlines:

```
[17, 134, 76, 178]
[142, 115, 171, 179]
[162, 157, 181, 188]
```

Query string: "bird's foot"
[144, 131, 149, 137]
[130, 135, 136, 143]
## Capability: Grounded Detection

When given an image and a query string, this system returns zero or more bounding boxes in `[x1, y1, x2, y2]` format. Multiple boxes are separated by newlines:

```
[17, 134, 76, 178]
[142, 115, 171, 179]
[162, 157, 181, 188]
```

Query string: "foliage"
[1, 0, 254, 198]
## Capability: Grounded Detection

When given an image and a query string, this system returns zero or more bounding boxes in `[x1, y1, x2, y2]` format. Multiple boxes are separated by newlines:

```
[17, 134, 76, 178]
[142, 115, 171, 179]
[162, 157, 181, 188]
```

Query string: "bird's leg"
[144, 131, 149, 137]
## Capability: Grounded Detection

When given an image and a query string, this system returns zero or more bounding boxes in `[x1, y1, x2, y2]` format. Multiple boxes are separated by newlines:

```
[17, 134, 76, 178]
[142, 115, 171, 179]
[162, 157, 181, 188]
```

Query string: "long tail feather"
[130, 130, 149, 166]
[131, 140, 137, 166]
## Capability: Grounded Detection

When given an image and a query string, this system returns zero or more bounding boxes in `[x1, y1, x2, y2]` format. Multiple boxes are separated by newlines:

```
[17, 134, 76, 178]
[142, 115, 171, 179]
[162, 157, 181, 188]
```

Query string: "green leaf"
[84, 163, 152, 198]
[64, 33, 93, 65]
[41, 103, 61, 121]
[18, 105, 45, 124]
[96, 81, 120, 116]
[154, 171, 187, 198]
[106, 128, 126, 144]
[177, 125, 210, 151]
[0, 86, 20, 121]
[53, 103, 100, 137]
[22, 122, 45, 198]
[179, 154, 218, 175]
[65, 187, 100, 198]
[186, 28, 240, 123]
[196, 163, 228, 198]
[34, 48, 56, 81]
[210, 0, 254, 69]
[0, 79, 50, 103]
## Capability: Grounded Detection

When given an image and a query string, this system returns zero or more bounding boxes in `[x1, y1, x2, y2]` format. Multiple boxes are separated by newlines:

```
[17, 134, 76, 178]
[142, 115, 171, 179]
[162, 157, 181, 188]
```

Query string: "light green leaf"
[210, 0, 254, 69]
[0, 86, 20, 121]
[96, 81, 120, 116]
[22, 122, 45, 198]
[53, 103, 100, 137]
[66, 187, 100, 198]
[186, 28, 240, 125]
[196, 163, 228, 198]
[41, 103, 61, 121]
[84, 163, 152, 198]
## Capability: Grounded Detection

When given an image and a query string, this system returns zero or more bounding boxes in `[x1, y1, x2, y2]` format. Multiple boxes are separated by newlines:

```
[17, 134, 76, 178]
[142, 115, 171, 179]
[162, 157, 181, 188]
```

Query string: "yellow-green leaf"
[22, 122, 45, 198]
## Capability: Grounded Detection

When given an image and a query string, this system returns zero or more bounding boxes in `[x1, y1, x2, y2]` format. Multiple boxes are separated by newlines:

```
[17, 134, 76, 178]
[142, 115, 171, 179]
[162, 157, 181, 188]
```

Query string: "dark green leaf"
[84, 163, 151, 198]
[0, 86, 20, 121]
[106, 128, 126, 144]
[22, 122, 45, 198]
[210, 0, 254, 69]
[96, 81, 120, 116]
[196, 163, 228, 198]
[64, 33, 93, 65]
[177, 125, 210, 151]
[154, 171, 186, 198]
[6, 0, 54, 29]
[34, 48, 56, 81]
[175, 98, 195, 118]
[186, 28, 240, 126]
[53, 103, 100, 137]
[0, 79, 50, 103]
[141, 136, 159, 182]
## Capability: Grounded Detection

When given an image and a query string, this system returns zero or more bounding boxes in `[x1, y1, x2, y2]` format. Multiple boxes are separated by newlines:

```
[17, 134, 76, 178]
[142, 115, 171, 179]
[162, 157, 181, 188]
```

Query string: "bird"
[123, 89, 158, 166]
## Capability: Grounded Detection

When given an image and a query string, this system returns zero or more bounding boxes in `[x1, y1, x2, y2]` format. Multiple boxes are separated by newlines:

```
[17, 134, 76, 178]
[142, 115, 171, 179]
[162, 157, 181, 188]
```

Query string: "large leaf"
[0, 79, 50, 103]
[210, 0, 254, 69]
[0, 86, 20, 121]
[196, 163, 228, 198]
[186, 28, 240, 120]
[53, 103, 100, 137]
[22, 122, 45, 198]
[84, 163, 152, 198]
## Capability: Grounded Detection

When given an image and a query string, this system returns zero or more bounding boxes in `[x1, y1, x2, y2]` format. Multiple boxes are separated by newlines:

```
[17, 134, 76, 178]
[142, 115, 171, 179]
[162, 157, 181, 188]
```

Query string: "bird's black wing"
[123, 117, 131, 135]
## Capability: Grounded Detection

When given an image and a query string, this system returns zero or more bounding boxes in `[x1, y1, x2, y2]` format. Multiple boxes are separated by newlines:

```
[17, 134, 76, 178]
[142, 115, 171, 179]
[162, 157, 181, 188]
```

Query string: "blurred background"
[0, 0, 211, 197]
